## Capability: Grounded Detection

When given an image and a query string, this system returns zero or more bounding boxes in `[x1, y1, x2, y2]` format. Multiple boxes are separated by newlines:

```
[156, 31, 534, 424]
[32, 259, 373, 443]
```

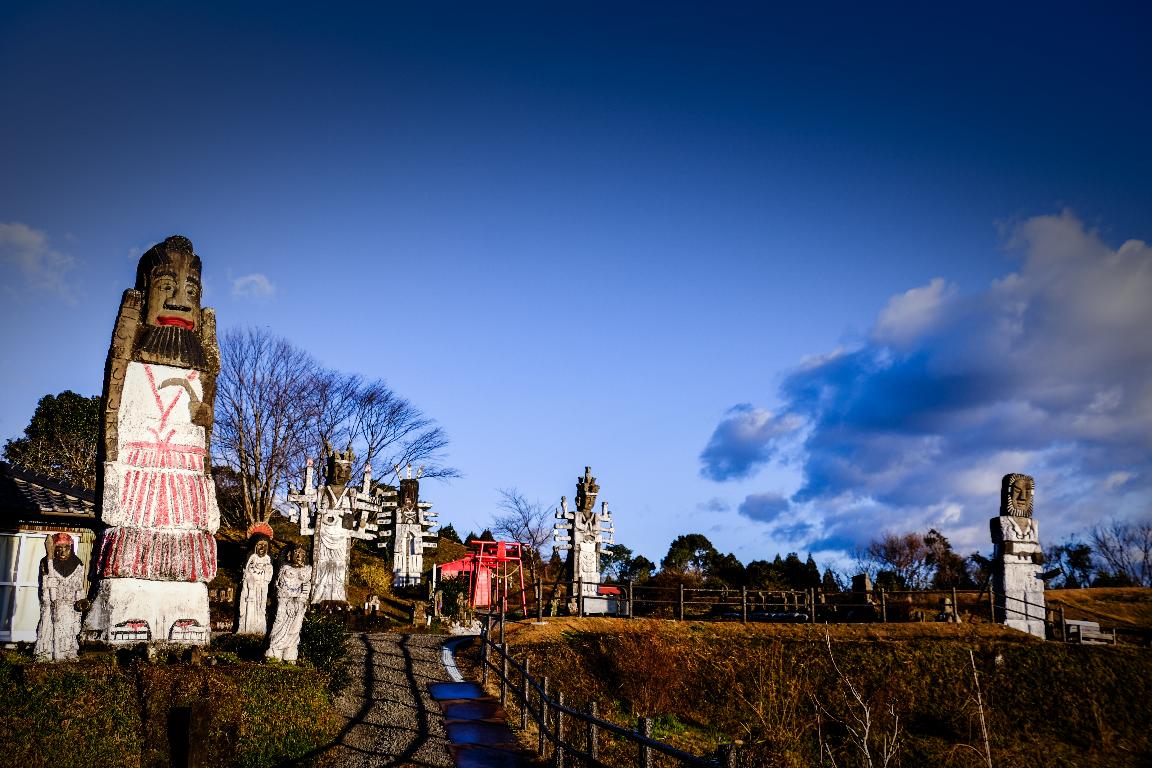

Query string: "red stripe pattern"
[97, 527, 218, 582]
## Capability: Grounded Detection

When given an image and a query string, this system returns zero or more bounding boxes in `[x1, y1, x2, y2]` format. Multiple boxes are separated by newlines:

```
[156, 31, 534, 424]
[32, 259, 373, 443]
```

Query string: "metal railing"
[477, 612, 739, 768]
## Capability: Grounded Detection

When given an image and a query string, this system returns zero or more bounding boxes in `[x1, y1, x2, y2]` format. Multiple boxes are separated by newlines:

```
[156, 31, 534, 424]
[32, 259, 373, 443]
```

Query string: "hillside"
[496, 616, 1152, 767]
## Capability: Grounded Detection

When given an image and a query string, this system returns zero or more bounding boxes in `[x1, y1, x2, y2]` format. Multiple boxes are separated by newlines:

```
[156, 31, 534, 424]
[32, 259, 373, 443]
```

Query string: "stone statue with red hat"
[36, 532, 89, 661]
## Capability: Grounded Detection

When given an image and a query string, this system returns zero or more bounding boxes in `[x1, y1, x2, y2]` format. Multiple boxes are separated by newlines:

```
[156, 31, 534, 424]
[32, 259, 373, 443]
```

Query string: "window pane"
[17, 535, 48, 585]
[0, 585, 14, 632]
[0, 536, 18, 583]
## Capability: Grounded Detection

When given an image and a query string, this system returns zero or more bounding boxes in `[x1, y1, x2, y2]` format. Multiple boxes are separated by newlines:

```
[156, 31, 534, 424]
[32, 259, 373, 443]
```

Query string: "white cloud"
[0, 222, 76, 301]
[703, 211, 1152, 554]
[232, 273, 276, 299]
[873, 277, 953, 347]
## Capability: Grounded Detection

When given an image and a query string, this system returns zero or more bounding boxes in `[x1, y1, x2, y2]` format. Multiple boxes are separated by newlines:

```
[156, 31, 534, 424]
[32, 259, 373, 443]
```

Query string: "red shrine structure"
[437, 540, 528, 613]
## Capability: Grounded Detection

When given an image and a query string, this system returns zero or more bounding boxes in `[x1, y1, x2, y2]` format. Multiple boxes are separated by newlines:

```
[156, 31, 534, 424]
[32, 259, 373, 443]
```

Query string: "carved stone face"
[254, 540, 269, 558]
[144, 250, 202, 331]
[290, 547, 308, 567]
[53, 543, 72, 561]
[1001, 473, 1035, 517]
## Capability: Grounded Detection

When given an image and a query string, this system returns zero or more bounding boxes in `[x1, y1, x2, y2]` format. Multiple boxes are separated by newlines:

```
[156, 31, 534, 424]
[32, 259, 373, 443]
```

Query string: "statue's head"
[289, 544, 308, 567]
[1000, 473, 1035, 517]
[136, 236, 202, 331]
[399, 478, 419, 509]
[132, 236, 209, 369]
[324, 443, 354, 489]
[253, 538, 269, 558]
[51, 532, 74, 562]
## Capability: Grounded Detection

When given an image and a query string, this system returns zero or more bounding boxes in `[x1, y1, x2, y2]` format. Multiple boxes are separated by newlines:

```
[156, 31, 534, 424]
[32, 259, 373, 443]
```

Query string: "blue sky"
[2, 2, 1150, 567]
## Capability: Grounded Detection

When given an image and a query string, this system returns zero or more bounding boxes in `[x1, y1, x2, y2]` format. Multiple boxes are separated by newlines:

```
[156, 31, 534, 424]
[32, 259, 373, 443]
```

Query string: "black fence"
[447, 577, 1064, 638]
[477, 612, 739, 768]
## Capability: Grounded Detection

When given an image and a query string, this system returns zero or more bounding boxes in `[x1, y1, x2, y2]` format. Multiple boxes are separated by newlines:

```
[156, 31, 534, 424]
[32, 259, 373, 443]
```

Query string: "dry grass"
[497, 612, 1152, 767]
[1046, 587, 1152, 629]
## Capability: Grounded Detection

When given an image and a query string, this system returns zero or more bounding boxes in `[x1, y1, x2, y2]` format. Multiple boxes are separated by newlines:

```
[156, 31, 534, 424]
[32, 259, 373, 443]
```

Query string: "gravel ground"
[307, 632, 456, 768]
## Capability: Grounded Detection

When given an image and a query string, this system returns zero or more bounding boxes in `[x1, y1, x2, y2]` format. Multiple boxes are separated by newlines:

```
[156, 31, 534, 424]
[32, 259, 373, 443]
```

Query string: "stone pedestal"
[990, 515, 1046, 638]
[86, 579, 210, 644]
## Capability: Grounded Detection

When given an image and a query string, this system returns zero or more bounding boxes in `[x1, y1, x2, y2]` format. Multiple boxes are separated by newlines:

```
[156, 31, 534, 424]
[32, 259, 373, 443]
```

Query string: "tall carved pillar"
[990, 473, 1046, 638]
[553, 466, 614, 614]
[85, 236, 220, 644]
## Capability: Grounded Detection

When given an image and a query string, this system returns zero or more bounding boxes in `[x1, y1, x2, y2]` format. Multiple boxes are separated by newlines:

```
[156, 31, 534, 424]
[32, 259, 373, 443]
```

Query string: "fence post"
[536, 579, 544, 622]
[741, 585, 748, 624]
[988, 586, 996, 623]
[952, 587, 959, 622]
[500, 644, 508, 706]
[879, 588, 888, 622]
[539, 676, 549, 756]
[639, 716, 652, 768]
[521, 658, 529, 730]
[577, 577, 584, 617]
[554, 691, 565, 768]
[500, 597, 506, 645]
[809, 588, 816, 623]
[1059, 605, 1067, 642]
[627, 579, 635, 619]
[678, 583, 685, 621]
[481, 615, 489, 686]
[588, 700, 599, 761]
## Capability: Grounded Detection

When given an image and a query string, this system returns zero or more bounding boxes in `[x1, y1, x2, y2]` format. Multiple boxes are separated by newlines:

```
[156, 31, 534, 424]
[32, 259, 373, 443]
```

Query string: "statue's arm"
[102, 290, 142, 463]
[197, 307, 220, 459]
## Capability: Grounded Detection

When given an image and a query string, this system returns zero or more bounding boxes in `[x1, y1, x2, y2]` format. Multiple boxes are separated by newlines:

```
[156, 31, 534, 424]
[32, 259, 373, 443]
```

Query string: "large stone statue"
[237, 534, 273, 635]
[85, 236, 220, 645]
[990, 472, 1046, 638]
[554, 467, 614, 614]
[35, 533, 89, 661]
[287, 445, 377, 604]
[266, 545, 312, 663]
[376, 464, 438, 587]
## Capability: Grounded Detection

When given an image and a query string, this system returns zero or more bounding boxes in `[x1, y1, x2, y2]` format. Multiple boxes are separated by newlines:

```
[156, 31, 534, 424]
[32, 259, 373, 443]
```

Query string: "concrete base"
[84, 579, 210, 644]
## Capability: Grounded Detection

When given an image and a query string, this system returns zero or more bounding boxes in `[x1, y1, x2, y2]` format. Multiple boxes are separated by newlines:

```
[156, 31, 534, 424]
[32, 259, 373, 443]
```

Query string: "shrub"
[298, 611, 352, 693]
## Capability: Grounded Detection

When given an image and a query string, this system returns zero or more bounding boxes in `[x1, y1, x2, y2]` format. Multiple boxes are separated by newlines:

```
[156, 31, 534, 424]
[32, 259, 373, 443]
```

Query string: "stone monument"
[990, 472, 1046, 638]
[85, 236, 220, 645]
[265, 544, 312, 663]
[35, 533, 90, 661]
[237, 535, 273, 635]
[287, 445, 378, 604]
[553, 466, 614, 614]
[376, 464, 438, 587]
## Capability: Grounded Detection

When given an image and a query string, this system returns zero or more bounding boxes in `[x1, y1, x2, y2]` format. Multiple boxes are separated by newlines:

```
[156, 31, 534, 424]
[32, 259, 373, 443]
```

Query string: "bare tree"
[1090, 518, 1152, 587]
[213, 326, 456, 530]
[492, 487, 554, 581]
[864, 532, 932, 590]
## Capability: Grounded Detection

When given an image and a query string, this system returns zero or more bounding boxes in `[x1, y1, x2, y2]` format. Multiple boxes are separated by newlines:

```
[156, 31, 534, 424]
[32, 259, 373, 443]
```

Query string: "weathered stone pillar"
[990, 473, 1046, 638]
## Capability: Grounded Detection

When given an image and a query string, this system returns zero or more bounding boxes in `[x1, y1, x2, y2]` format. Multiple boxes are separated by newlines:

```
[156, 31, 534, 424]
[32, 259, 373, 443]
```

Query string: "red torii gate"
[436, 540, 528, 614]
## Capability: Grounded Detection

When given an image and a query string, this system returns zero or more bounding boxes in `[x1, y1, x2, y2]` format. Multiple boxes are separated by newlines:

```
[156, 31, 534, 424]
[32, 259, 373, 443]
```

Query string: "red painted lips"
[157, 316, 195, 330]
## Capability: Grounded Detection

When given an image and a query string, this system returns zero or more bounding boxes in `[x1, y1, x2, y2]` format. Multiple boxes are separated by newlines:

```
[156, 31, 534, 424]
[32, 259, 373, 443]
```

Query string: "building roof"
[0, 461, 97, 526]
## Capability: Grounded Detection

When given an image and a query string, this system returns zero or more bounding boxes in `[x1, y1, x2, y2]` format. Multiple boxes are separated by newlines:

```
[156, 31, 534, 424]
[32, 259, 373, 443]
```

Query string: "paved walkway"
[306, 633, 455, 767]
[298, 633, 530, 768]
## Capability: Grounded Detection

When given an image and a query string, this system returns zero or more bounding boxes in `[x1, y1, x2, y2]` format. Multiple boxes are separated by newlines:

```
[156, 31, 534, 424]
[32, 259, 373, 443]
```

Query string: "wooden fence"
[450, 577, 1062, 637]
[478, 611, 739, 768]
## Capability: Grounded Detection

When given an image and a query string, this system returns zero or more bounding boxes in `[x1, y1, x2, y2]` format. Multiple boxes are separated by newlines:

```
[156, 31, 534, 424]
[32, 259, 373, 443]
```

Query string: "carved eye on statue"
[185, 280, 200, 300]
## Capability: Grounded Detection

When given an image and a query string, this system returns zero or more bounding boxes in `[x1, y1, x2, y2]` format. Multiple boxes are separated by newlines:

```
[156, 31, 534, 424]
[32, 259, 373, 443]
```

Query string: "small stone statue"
[266, 544, 312, 663]
[35, 533, 90, 661]
[237, 534, 273, 635]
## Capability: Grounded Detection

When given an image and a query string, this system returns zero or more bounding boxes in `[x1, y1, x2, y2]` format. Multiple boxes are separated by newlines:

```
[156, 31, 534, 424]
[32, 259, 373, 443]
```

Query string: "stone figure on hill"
[376, 464, 438, 587]
[266, 545, 313, 663]
[553, 467, 614, 614]
[36, 532, 90, 661]
[287, 445, 377, 604]
[991, 472, 1046, 638]
[238, 535, 273, 635]
[85, 236, 220, 645]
